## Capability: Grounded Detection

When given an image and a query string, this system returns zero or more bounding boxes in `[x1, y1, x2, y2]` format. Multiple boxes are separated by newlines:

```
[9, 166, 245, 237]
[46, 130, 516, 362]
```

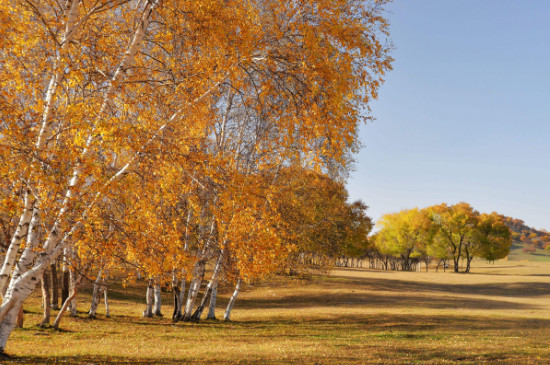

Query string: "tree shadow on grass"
[323, 273, 550, 298]
[238, 290, 537, 311]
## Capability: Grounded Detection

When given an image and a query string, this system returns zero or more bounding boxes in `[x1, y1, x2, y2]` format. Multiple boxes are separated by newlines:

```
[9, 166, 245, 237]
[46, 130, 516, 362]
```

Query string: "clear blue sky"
[347, 1, 550, 231]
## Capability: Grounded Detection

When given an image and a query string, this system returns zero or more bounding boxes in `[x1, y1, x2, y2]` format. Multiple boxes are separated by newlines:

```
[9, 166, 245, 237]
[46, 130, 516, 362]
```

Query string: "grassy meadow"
[6, 260, 550, 364]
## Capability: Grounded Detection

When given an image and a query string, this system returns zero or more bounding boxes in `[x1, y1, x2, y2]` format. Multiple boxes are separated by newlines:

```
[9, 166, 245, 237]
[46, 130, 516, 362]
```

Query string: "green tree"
[374, 208, 432, 271]
[427, 203, 479, 273]
[463, 212, 512, 271]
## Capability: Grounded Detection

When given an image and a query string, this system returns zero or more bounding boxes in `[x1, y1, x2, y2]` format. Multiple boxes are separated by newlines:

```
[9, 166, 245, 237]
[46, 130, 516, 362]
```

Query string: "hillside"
[502, 216, 550, 261]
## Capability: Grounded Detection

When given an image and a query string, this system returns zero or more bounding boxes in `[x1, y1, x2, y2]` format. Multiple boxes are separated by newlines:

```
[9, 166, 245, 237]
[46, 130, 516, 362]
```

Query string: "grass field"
[6, 261, 550, 364]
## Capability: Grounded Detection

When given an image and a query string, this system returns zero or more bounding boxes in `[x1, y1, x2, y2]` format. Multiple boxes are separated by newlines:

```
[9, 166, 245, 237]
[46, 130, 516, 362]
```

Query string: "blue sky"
[347, 1, 550, 230]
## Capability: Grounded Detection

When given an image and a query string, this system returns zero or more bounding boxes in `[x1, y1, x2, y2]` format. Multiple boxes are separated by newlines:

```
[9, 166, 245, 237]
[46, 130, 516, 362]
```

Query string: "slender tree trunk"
[50, 262, 59, 310]
[89, 268, 104, 318]
[206, 281, 218, 320]
[171, 271, 183, 321]
[103, 287, 110, 318]
[69, 267, 77, 317]
[53, 284, 79, 330]
[0, 195, 35, 296]
[178, 277, 185, 318]
[40, 269, 51, 327]
[183, 260, 206, 321]
[143, 280, 154, 318]
[224, 278, 242, 321]
[153, 284, 162, 316]
[465, 257, 473, 273]
[172, 287, 181, 321]
[454, 240, 463, 273]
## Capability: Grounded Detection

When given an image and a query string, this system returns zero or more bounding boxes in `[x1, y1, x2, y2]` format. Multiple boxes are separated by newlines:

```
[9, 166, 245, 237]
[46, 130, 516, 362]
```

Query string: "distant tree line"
[369, 203, 512, 273]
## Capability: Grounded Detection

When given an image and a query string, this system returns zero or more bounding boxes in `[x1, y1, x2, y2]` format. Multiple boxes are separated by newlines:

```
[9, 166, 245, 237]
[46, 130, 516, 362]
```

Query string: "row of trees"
[373, 203, 512, 273]
[0, 0, 392, 351]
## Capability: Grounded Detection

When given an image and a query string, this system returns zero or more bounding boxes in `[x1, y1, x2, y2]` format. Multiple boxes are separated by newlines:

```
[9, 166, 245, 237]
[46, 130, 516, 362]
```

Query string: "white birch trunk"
[39, 269, 51, 327]
[173, 276, 186, 320]
[103, 287, 110, 318]
[0, 196, 35, 296]
[88, 268, 103, 318]
[153, 284, 162, 317]
[206, 281, 218, 320]
[143, 280, 154, 318]
[52, 282, 79, 330]
[69, 266, 77, 317]
[223, 279, 242, 321]
[0, 302, 21, 350]
[183, 260, 206, 320]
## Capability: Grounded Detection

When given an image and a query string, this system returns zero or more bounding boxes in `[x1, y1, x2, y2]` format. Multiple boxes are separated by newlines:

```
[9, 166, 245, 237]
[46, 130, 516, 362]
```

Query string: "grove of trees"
[0, 0, 392, 352]
[373, 203, 513, 273]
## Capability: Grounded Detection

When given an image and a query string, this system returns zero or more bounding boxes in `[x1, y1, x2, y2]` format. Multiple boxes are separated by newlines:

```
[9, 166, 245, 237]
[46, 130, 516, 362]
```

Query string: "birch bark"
[103, 288, 110, 318]
[143, 280, 154, 318]
[88, 268, 104, 318]
[223, 278, 242, 321]
[39, 270, 51, 327]
[182, 260, 206, 321]
[153, 284, 162, 317]
[206, 281, 218, 320]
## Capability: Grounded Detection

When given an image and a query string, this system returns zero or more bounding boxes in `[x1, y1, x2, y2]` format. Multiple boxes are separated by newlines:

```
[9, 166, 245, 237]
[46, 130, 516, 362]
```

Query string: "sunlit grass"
[6, 261, 550, 363]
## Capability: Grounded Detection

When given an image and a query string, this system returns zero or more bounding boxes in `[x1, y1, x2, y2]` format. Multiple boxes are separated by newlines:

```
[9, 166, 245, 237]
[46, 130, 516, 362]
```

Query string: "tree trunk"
[465, 257, 473, 273]
[454, 240, 463, 273]
[172, 272, 185, 321]
[0, 302, 21, 351]
[206, 281, 218, 320]
[69, 267, 77, 317]
[183, 260, 206, 321]
[50, 262, 59, 310]
[178, 278, 185, 318]
[0, 195, 35, 296]
[53, 285, 79, 330]
[40, 269, 51, 327]
[224, 278, 242, 321]
[143, 280, 154, 318]
[153, 284, 162, 316]
[89, 269, 104, 318]
[103, 287, 110, 318]
[172, 287, 181, 321]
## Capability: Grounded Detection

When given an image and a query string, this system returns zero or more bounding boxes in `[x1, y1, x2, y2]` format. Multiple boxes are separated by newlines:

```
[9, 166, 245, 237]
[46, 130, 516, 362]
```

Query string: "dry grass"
[5, 261, 550, 364]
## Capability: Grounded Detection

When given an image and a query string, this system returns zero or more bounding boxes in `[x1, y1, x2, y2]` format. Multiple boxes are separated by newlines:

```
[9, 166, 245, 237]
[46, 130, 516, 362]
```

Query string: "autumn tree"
[462, 213, 512, 272]
[375, 208, 432, 271]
